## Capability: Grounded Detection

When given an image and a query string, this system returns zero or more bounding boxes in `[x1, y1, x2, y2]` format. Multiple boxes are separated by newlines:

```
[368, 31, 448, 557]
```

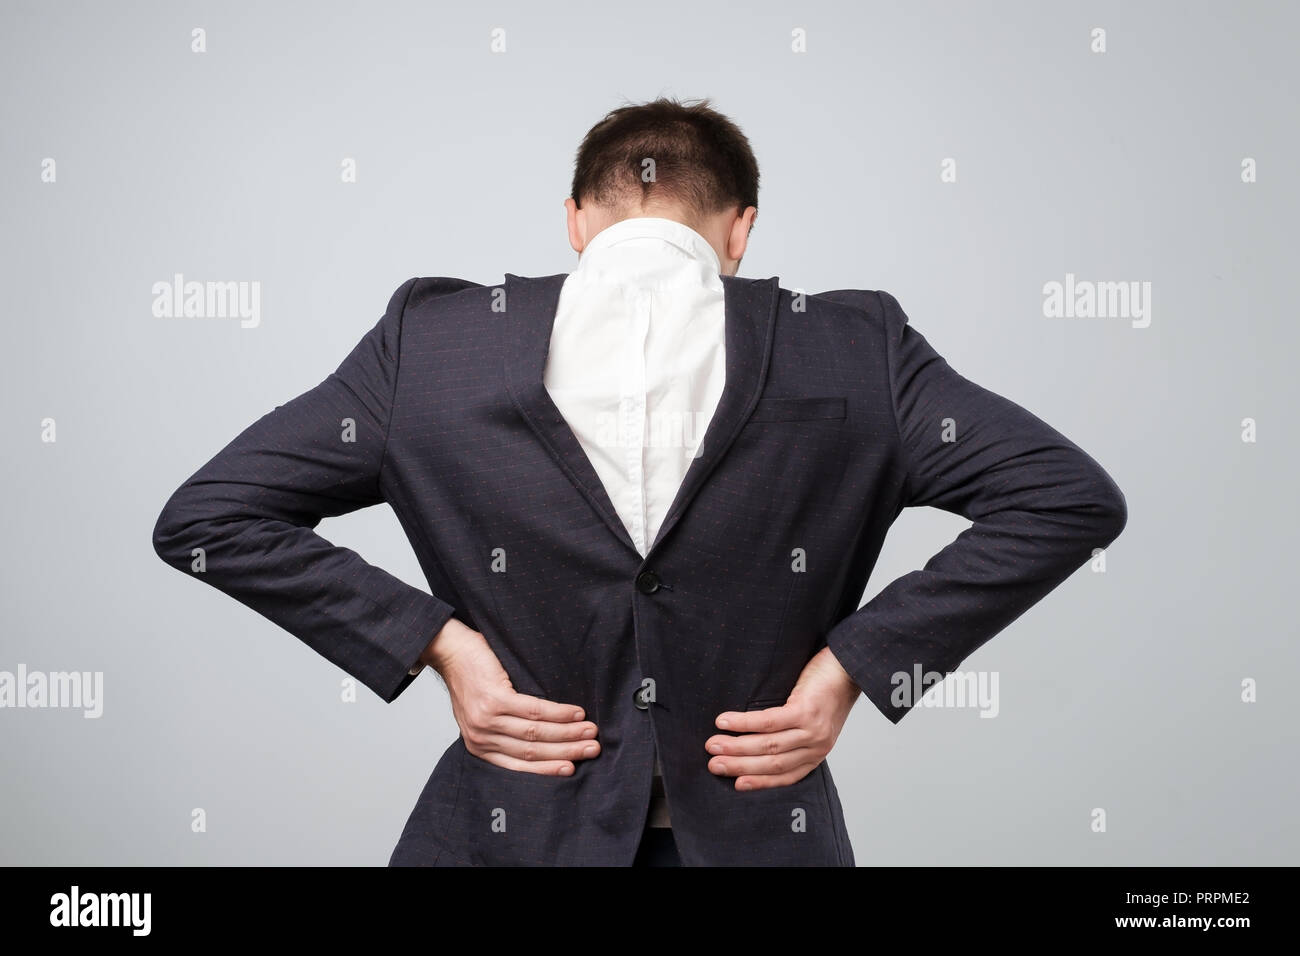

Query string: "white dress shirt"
[544, 216, 727, 554]
[545, 216, 727, 828]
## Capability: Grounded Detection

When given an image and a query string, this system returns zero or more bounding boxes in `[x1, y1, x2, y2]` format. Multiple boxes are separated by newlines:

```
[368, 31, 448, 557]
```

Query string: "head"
[566, 97, 759, 275]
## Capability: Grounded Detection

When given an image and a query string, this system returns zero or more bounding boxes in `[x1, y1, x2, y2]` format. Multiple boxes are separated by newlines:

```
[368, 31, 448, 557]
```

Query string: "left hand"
[706, 646, 862, 791]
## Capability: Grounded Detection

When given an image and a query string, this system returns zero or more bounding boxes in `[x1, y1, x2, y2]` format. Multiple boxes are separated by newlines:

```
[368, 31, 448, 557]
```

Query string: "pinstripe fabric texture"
[152, 273, 1127, 866]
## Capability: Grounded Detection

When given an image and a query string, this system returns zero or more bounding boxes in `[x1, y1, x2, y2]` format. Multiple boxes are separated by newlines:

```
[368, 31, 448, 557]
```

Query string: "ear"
[726, 206, 758, 264]
[564, 198, 585, 255]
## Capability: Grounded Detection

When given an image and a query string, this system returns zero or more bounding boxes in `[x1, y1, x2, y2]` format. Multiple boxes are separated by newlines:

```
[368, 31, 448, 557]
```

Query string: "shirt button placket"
[623, 290, 651, 554]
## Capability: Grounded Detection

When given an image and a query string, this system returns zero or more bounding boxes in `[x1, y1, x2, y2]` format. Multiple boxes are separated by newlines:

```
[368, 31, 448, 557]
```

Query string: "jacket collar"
[502, 271, 780, 563]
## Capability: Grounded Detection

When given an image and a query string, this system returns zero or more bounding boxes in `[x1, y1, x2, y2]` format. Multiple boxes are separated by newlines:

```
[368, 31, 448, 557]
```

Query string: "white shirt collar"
[577, 216, 722, 277]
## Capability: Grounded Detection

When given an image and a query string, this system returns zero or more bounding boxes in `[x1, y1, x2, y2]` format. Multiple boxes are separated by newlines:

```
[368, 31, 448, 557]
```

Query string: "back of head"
[570, 97, 759, 230]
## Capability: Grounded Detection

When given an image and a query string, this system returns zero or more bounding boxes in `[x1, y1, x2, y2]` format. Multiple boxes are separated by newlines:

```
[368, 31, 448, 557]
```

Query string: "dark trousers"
[632, 826, 681, 867]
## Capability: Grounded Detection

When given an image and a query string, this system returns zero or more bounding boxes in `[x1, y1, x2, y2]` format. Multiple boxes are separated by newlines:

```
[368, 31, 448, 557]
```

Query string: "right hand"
[419, 617, 600, 776]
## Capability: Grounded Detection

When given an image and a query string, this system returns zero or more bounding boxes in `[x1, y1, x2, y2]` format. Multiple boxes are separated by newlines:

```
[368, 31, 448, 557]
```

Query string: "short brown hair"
[570, 97, 759, 220]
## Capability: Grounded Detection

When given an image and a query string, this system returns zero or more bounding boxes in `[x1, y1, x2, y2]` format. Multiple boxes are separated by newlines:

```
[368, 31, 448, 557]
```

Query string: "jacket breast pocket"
[746, 396, 847, 424]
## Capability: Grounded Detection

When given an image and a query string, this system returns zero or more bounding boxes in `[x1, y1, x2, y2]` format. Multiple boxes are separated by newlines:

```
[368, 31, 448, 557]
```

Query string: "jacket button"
[635, 570, 661, 594]
[633, 685, 652, 710]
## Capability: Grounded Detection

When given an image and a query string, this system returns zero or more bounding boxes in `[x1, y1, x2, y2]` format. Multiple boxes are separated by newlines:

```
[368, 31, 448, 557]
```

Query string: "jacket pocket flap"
[747, 396, 847, 423]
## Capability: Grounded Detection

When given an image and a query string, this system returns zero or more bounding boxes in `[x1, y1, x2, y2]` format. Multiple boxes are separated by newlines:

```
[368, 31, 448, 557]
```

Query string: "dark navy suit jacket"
[152, 273, 1127, 866]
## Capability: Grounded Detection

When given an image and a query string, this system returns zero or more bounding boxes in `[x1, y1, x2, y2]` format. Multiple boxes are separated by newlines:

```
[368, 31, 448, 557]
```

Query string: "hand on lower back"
[421, 617, 599, 776]
[705, 645, 861, 790]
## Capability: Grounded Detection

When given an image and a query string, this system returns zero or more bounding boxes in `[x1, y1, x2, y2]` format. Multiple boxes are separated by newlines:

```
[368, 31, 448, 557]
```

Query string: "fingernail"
[707, 742, 722, 754]
[717, 718, 730, 729]
[572, 710, 584, 720]
[584, 745, 597, 756]
[714, 761, 727, 774]
[560, 764, 573, 775]
[582, 727, 597, 738]
[737, 779, 751, 791]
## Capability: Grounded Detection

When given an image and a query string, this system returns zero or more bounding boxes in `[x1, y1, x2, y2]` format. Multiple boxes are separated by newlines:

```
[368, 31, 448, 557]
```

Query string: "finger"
[707, 747, 821, 779]
[479, 735, 602, 763]
[472, 752, 577, 776]
[705, 728, 808, 757]
[714, 703, 800, 734]
[490, 714, 599, 742]
[735, 766, 817, 791]
[496, 691, 587, 723]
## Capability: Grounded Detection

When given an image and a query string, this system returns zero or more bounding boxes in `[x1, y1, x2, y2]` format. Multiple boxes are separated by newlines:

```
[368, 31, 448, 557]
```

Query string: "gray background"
[2, 0, 1296, 865]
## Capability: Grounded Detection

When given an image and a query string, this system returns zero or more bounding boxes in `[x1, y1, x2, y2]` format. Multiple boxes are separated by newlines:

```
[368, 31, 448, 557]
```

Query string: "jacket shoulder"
[796, 287, 910, 339]
[403, 276, 490, 311]
[806, 287, 898, 320]
[369, 278, 493, 359]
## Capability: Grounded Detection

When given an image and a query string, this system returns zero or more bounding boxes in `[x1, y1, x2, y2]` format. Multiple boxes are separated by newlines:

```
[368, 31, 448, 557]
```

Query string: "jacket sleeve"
[151, 277, 456, 703]
[825, 290, 1128, 723]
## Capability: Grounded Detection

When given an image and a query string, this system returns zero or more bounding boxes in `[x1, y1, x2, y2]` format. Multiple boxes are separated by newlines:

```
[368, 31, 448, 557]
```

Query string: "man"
[152, 97, 1127, 867]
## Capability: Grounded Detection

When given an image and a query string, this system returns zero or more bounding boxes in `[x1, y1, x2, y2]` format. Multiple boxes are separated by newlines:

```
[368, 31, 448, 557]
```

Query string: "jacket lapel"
[648, 273, 779, 555]
[503, 272, 640, 556]
[501, 271, 780, 561]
